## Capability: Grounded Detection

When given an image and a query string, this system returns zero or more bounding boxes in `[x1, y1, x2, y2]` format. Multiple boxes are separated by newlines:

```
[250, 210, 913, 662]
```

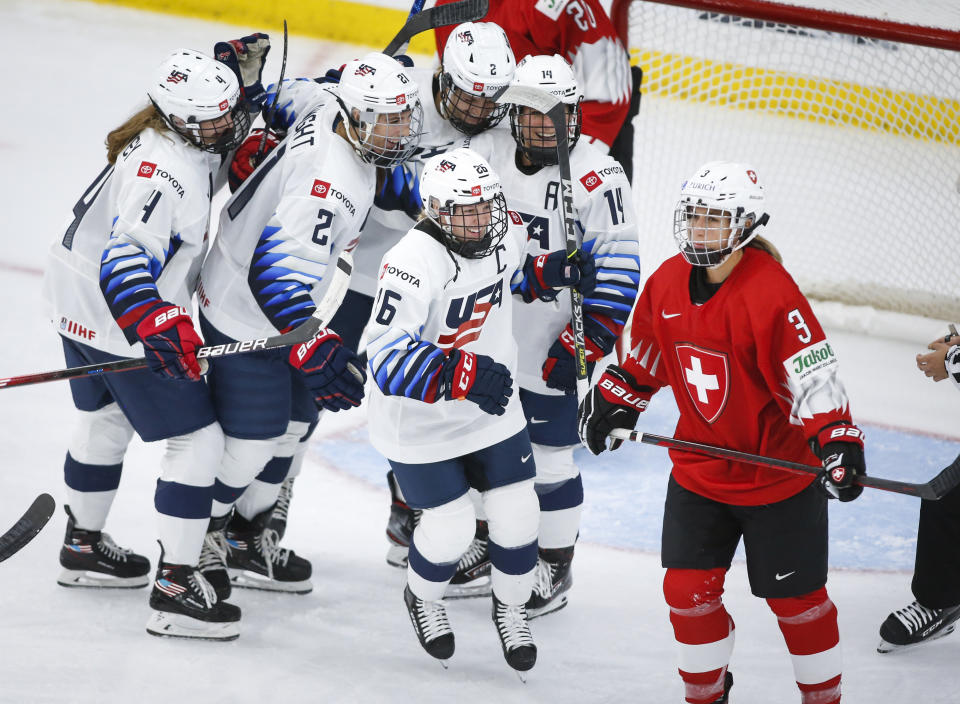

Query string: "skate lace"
[893, 601, 940, 633]
[417, 598, 452, 641]
[188, 569, 217, 608]
[531, 557, 556, 598]
[198, 531, 229, 571]
[257, 527, 290, 579]
[273, 478, 293, 523]
[458, 537, 487, 570]
[495, 602, 534, 651]
[98, 533, 132, 562]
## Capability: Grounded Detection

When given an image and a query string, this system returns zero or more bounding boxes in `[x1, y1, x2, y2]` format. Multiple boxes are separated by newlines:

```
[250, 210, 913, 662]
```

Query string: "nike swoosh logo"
[521, 454, 532, 462]
[529, 417, 549, 424]
[775, 571, 795, 581]
[661, 311, 681, 319]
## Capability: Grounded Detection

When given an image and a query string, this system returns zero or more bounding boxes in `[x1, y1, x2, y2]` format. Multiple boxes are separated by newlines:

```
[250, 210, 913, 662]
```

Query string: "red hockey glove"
[813, 422, 866, 502]
[135, 304, 204, 381]
[439, 349, 513, 416]
[228, 128, 281, 192]
[578, 365, 653, 455]
[289, 329, 366, 412]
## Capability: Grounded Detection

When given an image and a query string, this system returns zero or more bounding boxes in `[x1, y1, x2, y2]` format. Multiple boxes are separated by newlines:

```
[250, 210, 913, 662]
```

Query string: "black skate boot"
[878, 600, 960, 653]
[146, 545, 241, 641]
[709, 671, 734, 704]
[446, 520, 492, 599]
[57, 505, 150, 588]
[525, 546, 574, 619]
[492, 594, 537, 675]
[198, 513, 232, 601]
[386, 470, 421, 568]
[226, 506, 312, 594]
[404, 585, 455, 661]
[267, 476, 295, 540]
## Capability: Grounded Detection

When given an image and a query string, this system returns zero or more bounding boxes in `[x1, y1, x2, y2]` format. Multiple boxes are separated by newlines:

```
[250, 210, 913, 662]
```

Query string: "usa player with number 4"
[367, 148, 594, 675]
[578, 162, 866, 704]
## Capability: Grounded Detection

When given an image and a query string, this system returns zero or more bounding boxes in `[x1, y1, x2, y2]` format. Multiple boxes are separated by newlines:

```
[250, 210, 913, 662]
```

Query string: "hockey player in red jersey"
[434, 0, 634, 177]
[578, 161, 866, 704]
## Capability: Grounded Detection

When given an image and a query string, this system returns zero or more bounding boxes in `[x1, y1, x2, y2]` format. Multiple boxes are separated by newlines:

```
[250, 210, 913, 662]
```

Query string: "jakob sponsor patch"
[783, 340, 838, 383]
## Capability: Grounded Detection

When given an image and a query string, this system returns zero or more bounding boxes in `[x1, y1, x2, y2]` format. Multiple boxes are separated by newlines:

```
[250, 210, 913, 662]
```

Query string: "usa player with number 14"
[578, 162, 867, 704]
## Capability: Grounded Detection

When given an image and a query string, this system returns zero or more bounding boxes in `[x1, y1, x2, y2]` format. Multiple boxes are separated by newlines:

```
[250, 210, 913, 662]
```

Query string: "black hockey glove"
[578, 365, 653, 455]
[289, 329, 366, 412]
[214, 33, 270, 110]
[439, 349, 513, 416]
[812, 422, 866, 502]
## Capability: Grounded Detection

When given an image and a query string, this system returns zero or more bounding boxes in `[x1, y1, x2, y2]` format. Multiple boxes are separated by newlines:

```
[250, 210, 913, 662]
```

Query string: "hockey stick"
[383, 0, 488, 56]
[608, 428, 960, 500]
[495, 84, 590, 401]
[254, 19, 288, 166]
[391, 0, 427, 56]
[0, 493, 55, 562]
[0, 252, 354, 390]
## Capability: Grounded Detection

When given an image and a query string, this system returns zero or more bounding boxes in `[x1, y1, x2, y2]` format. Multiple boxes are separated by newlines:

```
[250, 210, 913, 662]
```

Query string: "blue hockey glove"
[214, 33, 270, 109]
[375, 163, 423, 219]
[542, 315, 617, 394]
[289, 329, 366, 411]
[262, 78, 312, 131]
[521, 250, 597, 301]
[394, 54, 414, 68]
[439, 350, 512, 416]
[315, 65, 344, 85]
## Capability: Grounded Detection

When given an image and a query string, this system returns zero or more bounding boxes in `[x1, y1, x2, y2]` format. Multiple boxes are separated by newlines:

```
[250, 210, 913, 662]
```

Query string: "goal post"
[609, 0, 960, 343]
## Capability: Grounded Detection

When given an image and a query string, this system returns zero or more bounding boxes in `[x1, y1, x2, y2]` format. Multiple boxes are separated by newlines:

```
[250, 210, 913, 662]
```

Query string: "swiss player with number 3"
[578, 162, 865, 704]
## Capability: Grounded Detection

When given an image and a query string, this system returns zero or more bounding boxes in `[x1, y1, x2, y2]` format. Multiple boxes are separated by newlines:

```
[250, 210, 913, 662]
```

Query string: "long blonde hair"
[105, 105, 170, 164]
[746, 235, 782, 263]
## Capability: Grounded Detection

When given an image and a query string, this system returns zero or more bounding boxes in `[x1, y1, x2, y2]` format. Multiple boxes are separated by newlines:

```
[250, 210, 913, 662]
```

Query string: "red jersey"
[434, 0, 632, 149]
[622, 248, 853, 506]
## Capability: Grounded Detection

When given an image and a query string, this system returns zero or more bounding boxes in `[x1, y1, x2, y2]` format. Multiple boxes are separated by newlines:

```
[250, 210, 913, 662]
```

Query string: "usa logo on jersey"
[674, 343, 730, 423]
[437, 281, 503, 350]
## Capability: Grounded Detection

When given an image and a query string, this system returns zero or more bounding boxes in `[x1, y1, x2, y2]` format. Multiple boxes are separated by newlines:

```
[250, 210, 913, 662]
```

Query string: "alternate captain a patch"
[674, 343, 730, 423]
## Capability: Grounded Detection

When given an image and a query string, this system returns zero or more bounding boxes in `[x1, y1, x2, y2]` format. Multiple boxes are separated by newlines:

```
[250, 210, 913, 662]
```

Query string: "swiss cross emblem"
[746, 169, 757, 184]
[137, 161, 157, 178]
[674, 343, 730, 423]
[579, 170, 602, 192]
[311, 179, 331, 198]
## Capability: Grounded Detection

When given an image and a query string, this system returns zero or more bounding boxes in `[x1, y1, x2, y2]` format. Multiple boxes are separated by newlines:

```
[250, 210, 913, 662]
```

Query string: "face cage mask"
[348, 101, 424, 169]
[438, 73, 509, 135]
[432, 191, 508, 259]
[160, 102, 251, 155]
[509, 102, 582, 166]
[673, 202, 765, 267]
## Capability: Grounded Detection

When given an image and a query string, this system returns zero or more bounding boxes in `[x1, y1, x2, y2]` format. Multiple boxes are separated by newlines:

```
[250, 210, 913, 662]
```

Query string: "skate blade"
[515, 670, 528, 684]
[386, 545, 409, 568]
[527, 595, 568, 621]
[229, 569, 312, 594]
[57, 568, 149, 589]
[877, 624, 957, 653]
[445, 580, 492, 599]
[145, 610, 240, 641]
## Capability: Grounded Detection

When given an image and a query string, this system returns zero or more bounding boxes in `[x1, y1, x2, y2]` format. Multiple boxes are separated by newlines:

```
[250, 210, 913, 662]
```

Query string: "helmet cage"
[152, 98, 251, 155]
[673, 200, 767, 267]
[342, 99, 424, 169]
[438, 72, 509, 135]
[509, 99, 582, 166]
[427, 191, 508, 259]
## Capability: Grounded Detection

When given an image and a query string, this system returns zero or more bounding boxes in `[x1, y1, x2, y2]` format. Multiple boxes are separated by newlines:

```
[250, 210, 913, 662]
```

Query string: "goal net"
[610, 0, 960, 327]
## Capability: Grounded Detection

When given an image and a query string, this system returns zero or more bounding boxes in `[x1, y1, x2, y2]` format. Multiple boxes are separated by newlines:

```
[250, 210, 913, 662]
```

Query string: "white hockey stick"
[0, 252, 354, 390]
[495, 84, 590, 401]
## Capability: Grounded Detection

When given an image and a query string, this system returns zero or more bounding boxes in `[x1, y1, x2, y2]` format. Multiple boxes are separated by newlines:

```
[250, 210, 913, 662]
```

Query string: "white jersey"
[352, 67, 470, 297]
[468, 131, 641, 394]
[42, 127, 227, 356]
[199, 94, 376, 341]
[366, 217, 532, 464]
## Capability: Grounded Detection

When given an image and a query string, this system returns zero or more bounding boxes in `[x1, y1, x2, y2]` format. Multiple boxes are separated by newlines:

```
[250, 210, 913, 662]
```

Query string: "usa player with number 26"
[578, 162, 867, 704]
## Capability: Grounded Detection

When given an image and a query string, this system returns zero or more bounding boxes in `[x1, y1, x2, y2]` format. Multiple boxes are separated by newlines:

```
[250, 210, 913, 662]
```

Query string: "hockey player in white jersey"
[366, 148, 596, 672]
[195, 52, 423, 597]
[460, 54, 641, 616]
[42, 40, 270, 640]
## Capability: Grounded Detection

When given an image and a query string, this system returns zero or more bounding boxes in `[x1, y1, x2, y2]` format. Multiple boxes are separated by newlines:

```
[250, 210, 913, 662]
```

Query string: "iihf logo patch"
[311, 179, 331, 198]
[138, 161, 157, 178]
[166, 70, 188, 84]
[59, 317, 67, 330]
[355, 63, 376, 77]
[438, 159, 456, 172]
[579, 171, 602, 192]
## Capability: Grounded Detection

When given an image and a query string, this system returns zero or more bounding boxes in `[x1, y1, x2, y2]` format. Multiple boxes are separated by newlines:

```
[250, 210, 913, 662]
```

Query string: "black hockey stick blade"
[0, 251, 354, 390]
[0, 493, 55, 562]
[384, 0, 488, 56]
[255, 19, 288, 166]
[608, 429, 960, 500]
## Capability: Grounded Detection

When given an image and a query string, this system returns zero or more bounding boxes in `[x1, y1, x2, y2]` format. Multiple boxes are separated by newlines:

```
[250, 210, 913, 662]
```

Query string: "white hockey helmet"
[335, 52, 424, 169]
[509, 54, 583, 165]
[439, 22, 516, 134]
[419, 147, 507, 259]
[673, 161, 770, 268]
[147, 49, 250, 154]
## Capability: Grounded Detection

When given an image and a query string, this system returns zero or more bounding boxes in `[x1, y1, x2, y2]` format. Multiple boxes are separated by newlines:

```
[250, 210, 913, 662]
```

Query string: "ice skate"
[492, 594, 537, 675]
[709, 671, 734, 704]
[385, 470, 421, 568]
[267, 476, 295, 539]
[226, 506, 312, 594]
[878, 601, 960, 653]
[525, 546, 573, 619]
[57, 505, 150, 589]
[404, 585, 455, 662]
[198, 513, 232, 601]
[446, 521, 491, 599]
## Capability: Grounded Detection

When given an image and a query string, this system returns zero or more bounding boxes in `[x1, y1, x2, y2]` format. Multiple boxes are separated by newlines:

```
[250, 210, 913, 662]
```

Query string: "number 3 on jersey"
[787, 308, 812, 343]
